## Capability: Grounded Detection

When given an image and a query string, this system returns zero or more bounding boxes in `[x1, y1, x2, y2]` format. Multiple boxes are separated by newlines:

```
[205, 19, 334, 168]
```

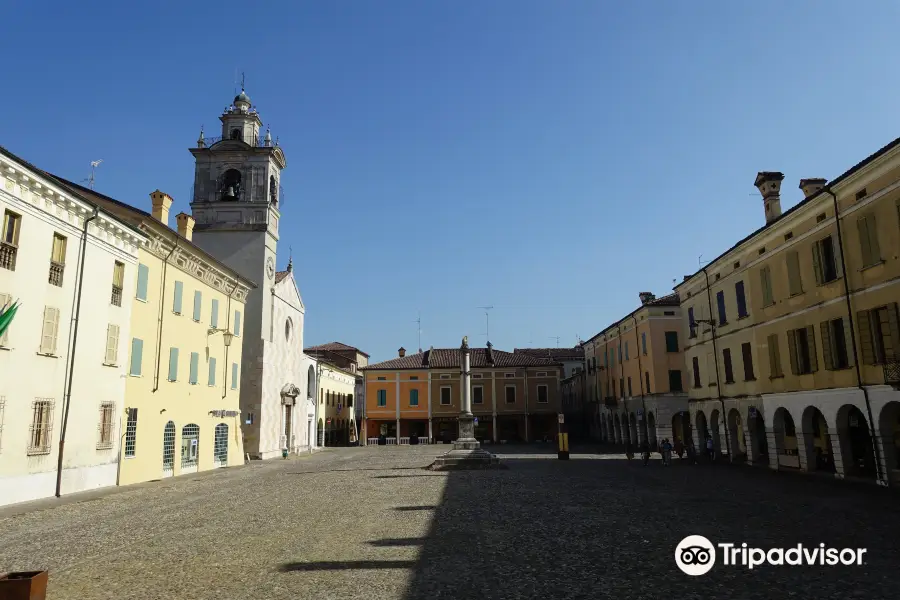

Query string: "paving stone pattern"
[0, 446, 898, 599]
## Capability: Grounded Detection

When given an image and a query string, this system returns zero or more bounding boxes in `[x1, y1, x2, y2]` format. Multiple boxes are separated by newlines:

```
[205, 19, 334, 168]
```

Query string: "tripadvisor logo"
[675, 535, 867, 576]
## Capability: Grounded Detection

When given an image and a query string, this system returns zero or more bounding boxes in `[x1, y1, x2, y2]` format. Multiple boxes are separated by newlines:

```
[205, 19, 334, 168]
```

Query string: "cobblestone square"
[1, 445, 898, 599]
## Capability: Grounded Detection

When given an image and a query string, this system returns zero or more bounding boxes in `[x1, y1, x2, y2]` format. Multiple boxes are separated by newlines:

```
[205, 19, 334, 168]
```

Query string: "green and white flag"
[0, 298, 19, 338]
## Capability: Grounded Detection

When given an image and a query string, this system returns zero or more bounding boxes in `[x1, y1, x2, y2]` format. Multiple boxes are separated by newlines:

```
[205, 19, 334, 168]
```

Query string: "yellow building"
[581, 292, 689, 449]
[51, 179, 255, 485]
[676, 137, 900, 486]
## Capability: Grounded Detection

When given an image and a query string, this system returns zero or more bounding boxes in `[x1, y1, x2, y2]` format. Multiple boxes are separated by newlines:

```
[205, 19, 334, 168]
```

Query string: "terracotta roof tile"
[305, 341, 370, 358]
[364, 347, 560, 371]
[514, 347, 585, 361]
[274, 270, 290, 284]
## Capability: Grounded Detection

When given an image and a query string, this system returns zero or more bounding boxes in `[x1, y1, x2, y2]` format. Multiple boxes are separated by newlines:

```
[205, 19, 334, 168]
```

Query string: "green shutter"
[234, 310, 242, 336]
[231, 363, 239, 389]
[787, 330, 799, 375]
[208, 357, 217, 386]
[812, 242, 823, 285]
[843, 318, 855, 367]
[410, 389, 419, 406]
[189, 352, 199, 384]
[767, 334, 781, 378]
[858, 310, 875, 364]
[211, 299, 219, 328]
[820, 322, 833, 370]
[130, 338, 143, 376]
[888, 303, 900, 361]
[193, 291, 202, 321]
[787, 252, 802, 296]
[760, 267, 773, 306]
[173, 281, 183, 314]
[806, 325, 818, 372]
[136, 264, 149, 301]
[167, 347, 179, 381]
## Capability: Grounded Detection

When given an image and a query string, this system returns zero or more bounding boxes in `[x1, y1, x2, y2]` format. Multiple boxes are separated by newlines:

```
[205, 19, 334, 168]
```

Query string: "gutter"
[55, 206, 99, 497]
[824, 188, 886, 485]
[222, 280, 239, 399]
[152, 236, 180, 393]
[702, 267, 731, 460]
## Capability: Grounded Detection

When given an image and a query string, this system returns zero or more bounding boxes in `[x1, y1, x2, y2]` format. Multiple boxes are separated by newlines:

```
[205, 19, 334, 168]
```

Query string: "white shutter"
[105, 324, 120, 365]
[0, 292, 10, 346]
[40, 306, 58, 355]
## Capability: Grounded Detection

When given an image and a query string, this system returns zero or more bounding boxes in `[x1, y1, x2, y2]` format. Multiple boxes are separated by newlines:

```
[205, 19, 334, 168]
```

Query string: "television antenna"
[478, 306, 494, 341]
[87, 160, 102, 190]
[414, 312, 422, 352]
[548, 336, 561, 348]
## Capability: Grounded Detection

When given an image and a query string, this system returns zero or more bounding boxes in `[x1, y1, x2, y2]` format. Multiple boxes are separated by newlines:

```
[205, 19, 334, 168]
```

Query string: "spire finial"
[241, 71, 245, 92]
[286, 246, 293, 272]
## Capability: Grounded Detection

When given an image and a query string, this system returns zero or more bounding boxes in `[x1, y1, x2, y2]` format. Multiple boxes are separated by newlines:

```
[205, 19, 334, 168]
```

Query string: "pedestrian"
[674, 438, 684, 460]
[706, 435, 715, 462]
[625, 439, 634, 461]
[686, 438, 697, 465]
[641, 439, 650, 466]
[662, 438, 673, 466]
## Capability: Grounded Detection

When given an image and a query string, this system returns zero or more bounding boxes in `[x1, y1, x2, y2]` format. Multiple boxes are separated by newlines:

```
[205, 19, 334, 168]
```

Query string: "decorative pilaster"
[395, 372, 401, 439]
[427, 372, 433, 441]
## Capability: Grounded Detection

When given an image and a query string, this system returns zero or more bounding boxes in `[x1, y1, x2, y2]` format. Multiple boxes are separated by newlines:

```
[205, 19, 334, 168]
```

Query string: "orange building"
[362, 343, 563, 444]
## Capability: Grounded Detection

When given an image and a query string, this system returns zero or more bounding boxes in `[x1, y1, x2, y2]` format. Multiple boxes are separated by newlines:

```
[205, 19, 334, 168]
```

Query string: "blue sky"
[4, 1, 899, 363]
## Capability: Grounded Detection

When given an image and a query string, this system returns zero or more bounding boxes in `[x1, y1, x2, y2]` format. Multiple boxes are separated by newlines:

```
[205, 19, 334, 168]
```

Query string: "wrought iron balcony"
[48, 261, 65, 287]
[111, 285, 123, 307]
[883, 359, 900, 386]
[0, 242, 16, 271]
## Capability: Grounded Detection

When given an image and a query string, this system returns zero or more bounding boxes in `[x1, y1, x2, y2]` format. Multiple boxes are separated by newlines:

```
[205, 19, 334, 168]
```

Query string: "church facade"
[188, 89, 314, 459]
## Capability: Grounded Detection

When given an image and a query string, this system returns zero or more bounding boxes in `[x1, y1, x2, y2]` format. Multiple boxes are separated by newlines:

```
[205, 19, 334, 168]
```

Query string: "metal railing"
[367, 436, 431, 446]
[111, 285, 123, 307]
[0, 243, 16, 271]
[48, 261, 64, 287]
[198, 135, 276, 148]
[883, 359, 900, 386]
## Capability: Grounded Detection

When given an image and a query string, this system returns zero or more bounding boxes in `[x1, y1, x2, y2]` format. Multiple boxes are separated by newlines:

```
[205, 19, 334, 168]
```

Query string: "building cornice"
[1, 154, 147, 254]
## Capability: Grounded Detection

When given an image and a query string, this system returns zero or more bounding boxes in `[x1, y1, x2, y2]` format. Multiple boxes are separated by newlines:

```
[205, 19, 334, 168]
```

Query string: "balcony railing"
[48, 261, 65, 287]
[197, 135, 276, 148]
[884, 359, 900, 386]
[0, 242, 16, 271]
[111, 285, 123, 307]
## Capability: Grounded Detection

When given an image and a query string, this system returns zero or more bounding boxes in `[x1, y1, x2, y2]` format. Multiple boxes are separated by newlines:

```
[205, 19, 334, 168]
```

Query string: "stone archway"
[837, 404, 876, 479]
[647, 411, 658, 449]
[710, 409, 723, 456]
[748, 408, 768, 464]
[878, 401, 900, 482]
[317, 418, 325, 447]
[773, 407, 799, 469]
[728, 408, 746, 462]
[695, 411, 709, 451]
[672, 411, 691, 448]
[614, 414, 623, 445]
[801, 406, 834, 473]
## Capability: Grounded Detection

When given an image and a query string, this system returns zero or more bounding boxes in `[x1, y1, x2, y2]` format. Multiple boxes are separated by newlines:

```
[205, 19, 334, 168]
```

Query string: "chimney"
[175, 212, 195, 241]
[799, 178, 827, 199]
[150, 190, 173, 226]
[638, 292, 656, 305]
[754, 172, 785, 223]
[398, 347, 406, 357]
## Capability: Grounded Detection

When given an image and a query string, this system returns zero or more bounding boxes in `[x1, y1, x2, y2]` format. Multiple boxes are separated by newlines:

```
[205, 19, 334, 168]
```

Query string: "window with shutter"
[645, 371, 651, 393]
[411, 388, 420, 406]
[189, 352, 200, 384]
[167, 347, 179, 381]
[723, 348, 734, 383]
[193, 291, 202, 321]
[857, 214, 881, 267]
[124, 407, 138, 457]
[787, 329, 799, 375]
[40, 306, 59, 355]
[234, 310, 242, 336]
[692, 357, 701, 388]
[767, 334, 782, 378]
[688, 307, 697, 338]
[641, 332, 647, 355]
[135, 264, 149, 301]
[716, 291, 727, 325]
[805, 325, 818, 373]
[786, 251, 803, 296]
[130, 338, 143, 376]
[231, 363, 239, 389]
[104, 324, 119, 365]
[208, 356, 217, 386]
[211, 299, 219, 328]
[735, 281, 748, 318]
[760, 266, 774, 306]
[742, 342, 755, 380]
[0, 292, 11, 346]
[173, 281, 183, 314]
[665, 331, 679, 352]
[857, 310, 875, 364]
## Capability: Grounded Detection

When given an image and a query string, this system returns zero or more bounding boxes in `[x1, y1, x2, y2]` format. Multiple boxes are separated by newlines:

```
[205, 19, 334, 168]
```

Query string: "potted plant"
[0, 570, 49, 600]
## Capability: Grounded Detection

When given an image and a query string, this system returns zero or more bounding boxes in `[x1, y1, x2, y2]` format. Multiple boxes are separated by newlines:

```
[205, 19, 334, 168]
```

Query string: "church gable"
[274, 269, 305, 312]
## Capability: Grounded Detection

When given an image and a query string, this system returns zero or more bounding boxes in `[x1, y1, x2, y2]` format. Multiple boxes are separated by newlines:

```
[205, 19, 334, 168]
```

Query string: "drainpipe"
[702, 267, 731, 460]
[632, 314, 649, 444]
[222, 280, 239, 399]
[617, 324, 629, 443]
[152, 236, 180, 393]
[55, 206, 99, 497]
[824, 189, 885, 485]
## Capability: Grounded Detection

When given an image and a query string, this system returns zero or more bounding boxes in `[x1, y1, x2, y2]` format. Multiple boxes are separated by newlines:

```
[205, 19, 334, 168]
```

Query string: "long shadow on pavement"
[398, 444, 900, 600]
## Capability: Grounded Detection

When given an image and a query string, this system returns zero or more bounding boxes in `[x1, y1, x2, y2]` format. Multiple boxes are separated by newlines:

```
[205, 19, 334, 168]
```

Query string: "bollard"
[557, 413, 569, 460]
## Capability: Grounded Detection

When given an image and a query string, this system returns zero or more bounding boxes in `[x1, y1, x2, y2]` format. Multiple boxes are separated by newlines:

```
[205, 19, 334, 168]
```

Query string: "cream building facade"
[582, 292, 689, 449]
[0, 147, 146, 506]
[316, 361, 357, 446]
[51, 181, 254, 486]
[676, 136, 900, 486]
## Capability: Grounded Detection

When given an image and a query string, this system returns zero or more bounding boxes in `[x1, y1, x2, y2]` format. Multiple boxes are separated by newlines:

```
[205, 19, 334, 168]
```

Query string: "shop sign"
[210, 410, 240, 418]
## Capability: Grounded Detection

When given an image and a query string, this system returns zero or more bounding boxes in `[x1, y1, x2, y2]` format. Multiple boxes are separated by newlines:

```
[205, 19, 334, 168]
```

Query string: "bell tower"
[188, 88, 287, 346]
